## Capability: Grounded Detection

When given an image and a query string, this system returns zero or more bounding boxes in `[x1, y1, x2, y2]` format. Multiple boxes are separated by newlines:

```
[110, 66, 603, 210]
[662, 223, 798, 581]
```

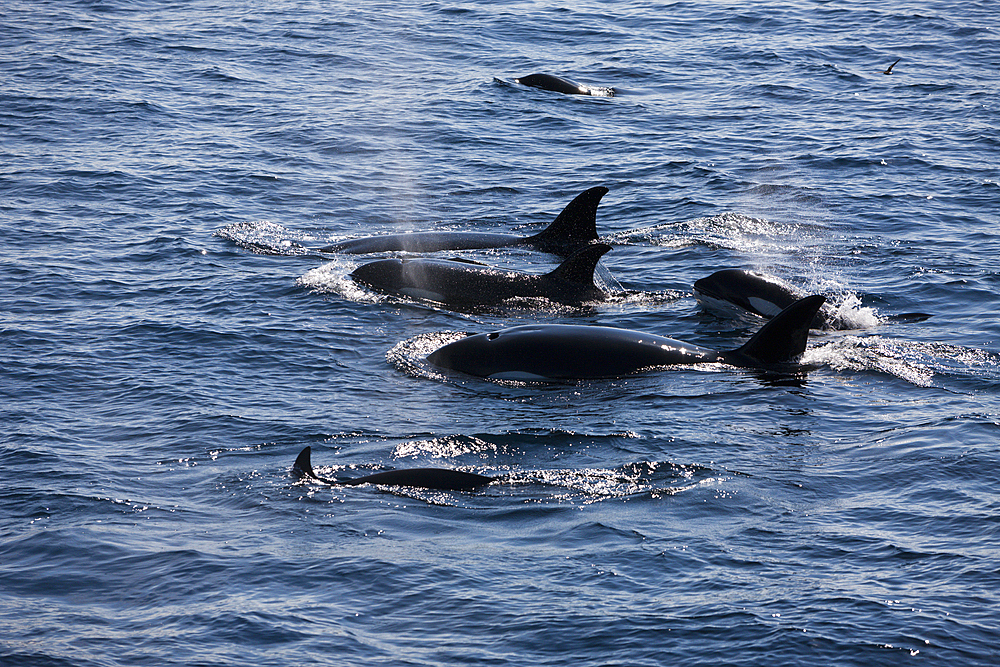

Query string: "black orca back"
[293, 447, 493, 492]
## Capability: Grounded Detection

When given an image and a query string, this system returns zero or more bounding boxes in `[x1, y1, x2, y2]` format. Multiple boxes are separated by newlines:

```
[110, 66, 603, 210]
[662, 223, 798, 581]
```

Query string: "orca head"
[694, 269, 803, 316]
[425, 329, 512, 378]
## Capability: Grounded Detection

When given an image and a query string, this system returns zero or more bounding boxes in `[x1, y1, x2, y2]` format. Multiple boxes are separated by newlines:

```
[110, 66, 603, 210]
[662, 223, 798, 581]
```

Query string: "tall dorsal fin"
[526, 186, 607, 253]
[732, 295, 825, 365]
[293, 446, 319, 480]
[546, 243, 611, 286]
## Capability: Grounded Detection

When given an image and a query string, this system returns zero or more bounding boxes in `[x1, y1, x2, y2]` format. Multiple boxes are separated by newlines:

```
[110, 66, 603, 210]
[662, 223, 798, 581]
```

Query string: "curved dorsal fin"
[293, 446, 321, 480]
[526, 186, 607, 253]
[732, 295, 825, 365]
[546, 243, 611, 286]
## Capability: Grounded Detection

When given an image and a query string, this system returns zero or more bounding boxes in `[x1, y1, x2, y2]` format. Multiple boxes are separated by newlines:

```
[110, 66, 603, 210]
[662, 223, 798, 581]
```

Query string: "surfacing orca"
[350, 243, 611, 309]
[293, 446, 494, 492]
[319, 186, 608, 256]
[694, 269, 841, 329]
[426, 295, 826, 381]
[515, 73, 594, 96]
[693, 269, 930, 329]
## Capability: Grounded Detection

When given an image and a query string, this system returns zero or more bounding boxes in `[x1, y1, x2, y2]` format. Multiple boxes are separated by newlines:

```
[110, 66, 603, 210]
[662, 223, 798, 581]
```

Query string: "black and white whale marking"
[293, 446, 493, 492]
[693, 269, 930, 330]
[694, 269, 841, 329]
[426, 295, 826, 381]
[350, 243, 611, 309]
[320, 186, 608, 256]
[514, 73, 615, 96]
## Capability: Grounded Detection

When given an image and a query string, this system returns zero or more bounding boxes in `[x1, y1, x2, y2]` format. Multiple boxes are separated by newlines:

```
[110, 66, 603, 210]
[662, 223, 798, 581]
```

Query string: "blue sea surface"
[2, 1, 999, 665]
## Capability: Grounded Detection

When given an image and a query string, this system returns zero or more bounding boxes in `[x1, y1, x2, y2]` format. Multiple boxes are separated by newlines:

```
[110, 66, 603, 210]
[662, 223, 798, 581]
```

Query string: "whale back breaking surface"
[426, 324, 725, 380]
[514, 73, 615, 97]
[425, 295, 826, 380]
[349, 243, 611, 308]
[324, 231, 525, 255]
[292, 446, 493, 492]
[320, 186, 606, 256]
[515, 73, 591, 95]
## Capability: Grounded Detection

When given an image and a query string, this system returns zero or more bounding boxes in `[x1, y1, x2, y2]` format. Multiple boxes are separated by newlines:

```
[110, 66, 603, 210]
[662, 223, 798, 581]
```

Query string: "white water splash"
[215, 220, 319, 255]
[806, 336, 1000, 388]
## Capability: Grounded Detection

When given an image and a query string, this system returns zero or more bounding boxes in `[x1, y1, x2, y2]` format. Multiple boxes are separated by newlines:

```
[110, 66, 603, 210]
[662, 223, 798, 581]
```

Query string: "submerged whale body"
[293, 446, 493, 492]
[426, 295, 826, 381]
[320, 186, 608, 256]
[350, 243, 611, 309]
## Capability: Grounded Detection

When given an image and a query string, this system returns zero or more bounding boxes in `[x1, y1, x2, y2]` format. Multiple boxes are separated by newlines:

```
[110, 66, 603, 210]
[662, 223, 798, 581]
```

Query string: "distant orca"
[350, 243, 611, 309]
[293, 446, 493, 492]
[426, 295, 826, 381]
[515, 73, 593, 95]
[693, 269, 930, 329]
[514, 73, 614, 97]
[319, 186, 608, 256]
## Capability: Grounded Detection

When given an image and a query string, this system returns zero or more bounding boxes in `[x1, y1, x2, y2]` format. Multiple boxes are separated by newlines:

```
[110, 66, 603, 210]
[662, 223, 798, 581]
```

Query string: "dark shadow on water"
[745, 366, 811, 388]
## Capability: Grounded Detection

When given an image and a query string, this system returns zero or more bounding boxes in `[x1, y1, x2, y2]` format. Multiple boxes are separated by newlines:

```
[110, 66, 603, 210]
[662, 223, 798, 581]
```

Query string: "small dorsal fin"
[732, 295, 825, 365]
[526, 186, 607, 253]
[292, 447, 493, 491]
[546, 243, 611, 286]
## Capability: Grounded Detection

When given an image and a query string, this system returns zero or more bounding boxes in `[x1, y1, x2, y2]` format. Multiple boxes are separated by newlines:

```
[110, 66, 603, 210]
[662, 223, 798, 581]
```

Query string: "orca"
[425, 295, 826, 381]
[293, 446, 493, 492]
[515, 73, 595, 96]
[693, 269, 930, 329]
[349, 243, 611, 309]
[694, 269, 839, 329]
[319, 186, 607, 256]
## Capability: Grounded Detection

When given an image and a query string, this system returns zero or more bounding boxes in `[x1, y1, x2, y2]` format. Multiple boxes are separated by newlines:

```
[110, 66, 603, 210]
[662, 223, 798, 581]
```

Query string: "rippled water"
[2, 1, 999, 665]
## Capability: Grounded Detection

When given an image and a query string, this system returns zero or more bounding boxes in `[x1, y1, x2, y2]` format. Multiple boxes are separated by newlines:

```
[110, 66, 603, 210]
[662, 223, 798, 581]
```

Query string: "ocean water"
[2, 1, 999, 665]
